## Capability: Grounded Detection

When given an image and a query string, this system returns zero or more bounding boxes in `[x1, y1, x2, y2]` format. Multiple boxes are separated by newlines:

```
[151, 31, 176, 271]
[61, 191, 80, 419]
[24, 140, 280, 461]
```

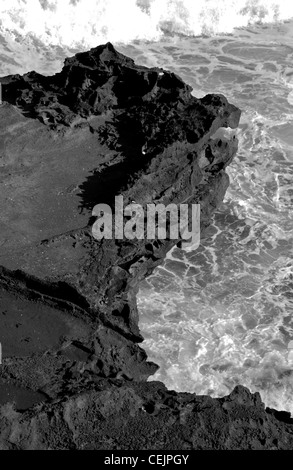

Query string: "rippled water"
[120, 22, 293, 412]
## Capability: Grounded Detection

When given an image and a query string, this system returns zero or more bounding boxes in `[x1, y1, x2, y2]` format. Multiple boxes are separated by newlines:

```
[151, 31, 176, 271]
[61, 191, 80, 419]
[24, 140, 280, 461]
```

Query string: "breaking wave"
[1, 0, 293, 47]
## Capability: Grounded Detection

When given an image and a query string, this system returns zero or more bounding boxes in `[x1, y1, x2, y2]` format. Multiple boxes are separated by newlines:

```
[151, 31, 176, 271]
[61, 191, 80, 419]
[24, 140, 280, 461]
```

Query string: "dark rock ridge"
[0, 43, 292, 449]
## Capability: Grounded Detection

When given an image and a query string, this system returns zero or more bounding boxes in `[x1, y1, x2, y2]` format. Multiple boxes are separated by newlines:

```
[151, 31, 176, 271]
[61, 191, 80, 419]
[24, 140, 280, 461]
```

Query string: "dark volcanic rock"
[0, 43, 292, 450]
[1, 42, 239, 134]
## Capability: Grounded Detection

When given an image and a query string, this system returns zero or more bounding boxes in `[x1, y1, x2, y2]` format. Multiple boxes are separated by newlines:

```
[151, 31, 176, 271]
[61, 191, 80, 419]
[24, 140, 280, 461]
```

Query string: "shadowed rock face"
[0, 43, 292, 450]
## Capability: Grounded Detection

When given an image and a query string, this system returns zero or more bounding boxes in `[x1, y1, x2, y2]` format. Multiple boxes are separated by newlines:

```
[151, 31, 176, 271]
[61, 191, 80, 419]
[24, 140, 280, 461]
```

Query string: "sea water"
[0, 0, 292, 412]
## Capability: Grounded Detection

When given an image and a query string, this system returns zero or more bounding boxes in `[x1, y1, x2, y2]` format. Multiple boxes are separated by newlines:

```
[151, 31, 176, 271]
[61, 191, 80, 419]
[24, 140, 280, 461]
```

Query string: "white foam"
[1, 0, 293, 47]
[210, 126, 238, 141]
[288, 91, 293, 106]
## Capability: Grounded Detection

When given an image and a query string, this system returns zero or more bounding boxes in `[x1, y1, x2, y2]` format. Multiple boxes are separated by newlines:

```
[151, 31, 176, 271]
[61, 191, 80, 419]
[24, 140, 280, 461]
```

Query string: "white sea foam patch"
[1, 0, 293, 47]
[288, 92, 293, 106]
[210, 126, 238, 141]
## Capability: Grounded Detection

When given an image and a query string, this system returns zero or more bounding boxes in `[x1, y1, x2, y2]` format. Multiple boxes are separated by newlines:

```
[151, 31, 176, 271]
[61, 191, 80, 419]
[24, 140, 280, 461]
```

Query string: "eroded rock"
[0, 43, 291, 450]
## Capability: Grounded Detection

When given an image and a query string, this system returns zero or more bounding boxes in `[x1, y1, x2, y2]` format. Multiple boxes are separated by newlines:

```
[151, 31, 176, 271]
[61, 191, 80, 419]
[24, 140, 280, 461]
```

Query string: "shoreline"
[0, 42, 292, 450]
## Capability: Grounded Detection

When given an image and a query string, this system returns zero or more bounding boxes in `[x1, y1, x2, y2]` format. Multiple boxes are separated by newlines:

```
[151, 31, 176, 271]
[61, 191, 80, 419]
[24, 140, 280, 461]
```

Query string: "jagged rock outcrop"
[0, 43, 292, 450]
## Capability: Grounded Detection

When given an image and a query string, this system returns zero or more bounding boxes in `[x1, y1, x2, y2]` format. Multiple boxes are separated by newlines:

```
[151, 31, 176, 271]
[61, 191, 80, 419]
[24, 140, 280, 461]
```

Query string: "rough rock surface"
[0, 43, 292, 450]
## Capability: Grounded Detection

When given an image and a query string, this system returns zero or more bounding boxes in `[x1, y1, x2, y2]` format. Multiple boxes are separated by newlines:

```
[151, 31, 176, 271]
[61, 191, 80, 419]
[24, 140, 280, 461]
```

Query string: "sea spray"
[1, 0, 293, 48]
